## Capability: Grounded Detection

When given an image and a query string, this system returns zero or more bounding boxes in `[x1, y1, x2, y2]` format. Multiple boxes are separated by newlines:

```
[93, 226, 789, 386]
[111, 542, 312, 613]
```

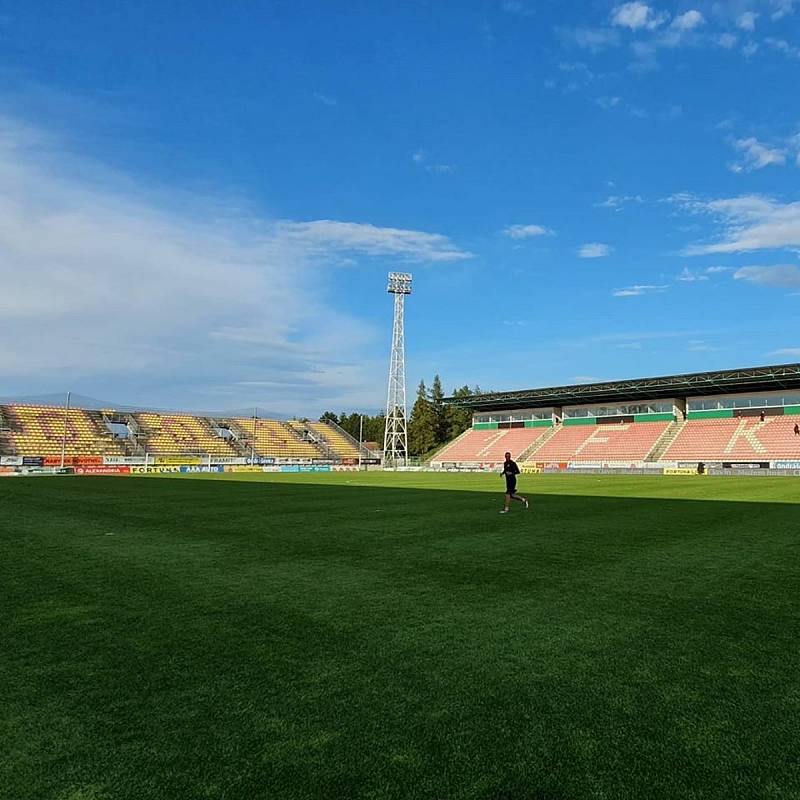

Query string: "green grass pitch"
[2, 471, 800, 799]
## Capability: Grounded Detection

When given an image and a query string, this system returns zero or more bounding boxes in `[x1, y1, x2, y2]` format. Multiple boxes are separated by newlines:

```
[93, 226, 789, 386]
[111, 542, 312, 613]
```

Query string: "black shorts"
[505, 480, 517, 495]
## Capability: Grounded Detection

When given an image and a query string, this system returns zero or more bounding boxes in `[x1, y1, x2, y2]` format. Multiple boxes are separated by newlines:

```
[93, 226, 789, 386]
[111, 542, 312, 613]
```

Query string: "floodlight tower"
[383, 272, 412, 467]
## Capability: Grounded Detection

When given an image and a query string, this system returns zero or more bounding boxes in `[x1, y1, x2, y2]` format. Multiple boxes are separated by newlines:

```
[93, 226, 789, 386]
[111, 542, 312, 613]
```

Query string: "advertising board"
[179, 465, 225, 473]
[0, 456, 22, 466]
[44, 456, 103, 467]
[104, 456, 146, 465]
[130, 466, 181, 474]
[154, 456, 202, 465]
[22, 456, 44, 466]
[74, 465, 131, 475]
[774, 461, 800, 469]
[663, 468, 698, 475]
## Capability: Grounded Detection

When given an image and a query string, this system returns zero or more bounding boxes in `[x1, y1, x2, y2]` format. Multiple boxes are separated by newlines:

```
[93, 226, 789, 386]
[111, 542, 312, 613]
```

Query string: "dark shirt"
[502, 459, 520, 480]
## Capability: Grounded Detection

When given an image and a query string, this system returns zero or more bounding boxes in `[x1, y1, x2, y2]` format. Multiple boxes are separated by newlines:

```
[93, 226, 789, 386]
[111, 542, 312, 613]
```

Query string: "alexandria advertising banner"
[74, 465, 131, 475]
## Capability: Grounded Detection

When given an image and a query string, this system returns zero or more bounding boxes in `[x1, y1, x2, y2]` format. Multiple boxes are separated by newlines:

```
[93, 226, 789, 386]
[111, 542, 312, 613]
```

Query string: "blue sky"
[1, 0, 800, 415]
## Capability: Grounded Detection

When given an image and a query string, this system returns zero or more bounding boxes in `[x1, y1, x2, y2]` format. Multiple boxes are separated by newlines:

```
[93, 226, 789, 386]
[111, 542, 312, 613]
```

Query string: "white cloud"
[765, 37, 800, 58]
[411, 149, 455, 175]
[679, 194, 800, 255]
[688, 339, 715, 352]
[733, 265, 800, 288]
[312, 92, 337, 107]
[502, 224, 553, 239]
[736, 11, 759, 30]
[567, 27, 621, 51]
[677, 267, 709, 282]
[596, 95, 622, 109]
[705, 266, 732, 273]
[611, 2, 668, 30]
[275, 220, 471, 262]
[770, 0, 796, 20]
[579, 242, 612, 258]
[613, 284, 668, 297]
[730, 137, 786, 171]
[0, 115, 469, 414]
[742, 41, 760, 57]
[672, 10, 704, 30]
[596, 194, 643, 210]
[771, 347, 800, 357]
[717, 32, 739, 49]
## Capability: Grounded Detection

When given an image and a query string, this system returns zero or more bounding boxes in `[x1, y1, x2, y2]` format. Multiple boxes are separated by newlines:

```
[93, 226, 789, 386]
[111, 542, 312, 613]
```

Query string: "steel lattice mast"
[383, 272, 412, 467]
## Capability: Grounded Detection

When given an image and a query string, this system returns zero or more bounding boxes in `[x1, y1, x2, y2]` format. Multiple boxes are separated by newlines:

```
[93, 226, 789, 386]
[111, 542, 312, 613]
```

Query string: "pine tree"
[444, 385, 474, 439]
[430, 374, 446, 445]
[408, 380, 437, 456]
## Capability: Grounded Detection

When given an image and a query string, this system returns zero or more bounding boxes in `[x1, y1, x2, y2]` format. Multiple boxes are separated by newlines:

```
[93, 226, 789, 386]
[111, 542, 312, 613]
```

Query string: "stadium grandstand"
[0, 402, 376, 466]
[436, 363, 800, 471]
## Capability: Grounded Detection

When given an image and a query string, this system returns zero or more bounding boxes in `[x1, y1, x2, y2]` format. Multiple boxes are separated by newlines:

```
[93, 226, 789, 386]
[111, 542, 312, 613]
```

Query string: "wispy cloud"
[771, 347, 800, 357]
[563, 27, 621, 52]
[502, 223, 553, 239]
[729, 136, 786, 172]
[613, 284, 668, 297]
[276, 220, 472, 262]
[579, 242, 612, 258]
[677, 267, 709, 282]
[672, 10, 704, 31]
[596, 95, 622, 109]
[411, 149, 455, 175]
[0, 115, 470, 413]
[596, 194, 643, 210]
[687, 339, 716, 352]
[769, 0, 797, 20]
[678, 194, 800, 255]
[733, 264, 800, 288]
[736, 11, 759, 31]
[312, 92, 337, 107]
[764, 36, 800, 58]
[611, 2, 668, 31]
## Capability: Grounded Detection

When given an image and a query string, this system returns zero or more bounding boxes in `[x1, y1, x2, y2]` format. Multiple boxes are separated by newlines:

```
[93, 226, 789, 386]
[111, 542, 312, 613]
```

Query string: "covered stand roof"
[443, 363, 800, 411]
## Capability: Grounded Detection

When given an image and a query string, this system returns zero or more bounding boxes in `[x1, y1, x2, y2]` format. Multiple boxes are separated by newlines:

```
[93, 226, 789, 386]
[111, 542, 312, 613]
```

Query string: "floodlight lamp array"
[387, 272, 412, 294]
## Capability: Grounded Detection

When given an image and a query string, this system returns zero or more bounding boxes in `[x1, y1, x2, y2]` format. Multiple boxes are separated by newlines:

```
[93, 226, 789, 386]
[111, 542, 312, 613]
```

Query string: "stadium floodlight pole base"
[383, 272, 412, 468]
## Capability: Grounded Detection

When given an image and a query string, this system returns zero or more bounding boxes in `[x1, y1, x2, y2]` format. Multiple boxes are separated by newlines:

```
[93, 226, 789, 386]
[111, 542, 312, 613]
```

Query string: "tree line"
[319, 375, 478, 457]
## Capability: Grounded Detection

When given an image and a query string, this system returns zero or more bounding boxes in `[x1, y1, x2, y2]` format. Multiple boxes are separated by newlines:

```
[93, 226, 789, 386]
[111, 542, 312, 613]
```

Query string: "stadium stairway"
[287, 420, 335, 458]
[432, 426, 552, 464]
[644, 420, 685, 462]
[229, 418, 323, 460]
[305, 421, 363, 460]
[520, 425, 559, 461]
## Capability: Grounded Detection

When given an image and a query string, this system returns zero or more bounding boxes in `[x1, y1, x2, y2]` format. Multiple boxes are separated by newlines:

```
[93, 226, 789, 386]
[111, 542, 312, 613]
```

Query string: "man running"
[500, 451, 528, 514]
